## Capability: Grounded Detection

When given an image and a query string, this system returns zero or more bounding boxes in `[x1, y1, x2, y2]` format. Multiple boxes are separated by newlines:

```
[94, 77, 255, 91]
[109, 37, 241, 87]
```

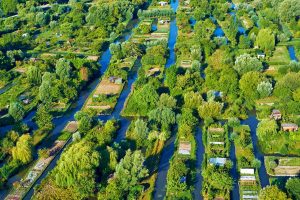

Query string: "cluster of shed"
[239, 168, 259, 200]
[270, 109, 299, 132]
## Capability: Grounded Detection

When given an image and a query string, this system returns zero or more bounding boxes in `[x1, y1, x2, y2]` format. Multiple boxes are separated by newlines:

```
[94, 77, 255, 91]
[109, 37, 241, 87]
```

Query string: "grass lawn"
[268, 46, 290, 67]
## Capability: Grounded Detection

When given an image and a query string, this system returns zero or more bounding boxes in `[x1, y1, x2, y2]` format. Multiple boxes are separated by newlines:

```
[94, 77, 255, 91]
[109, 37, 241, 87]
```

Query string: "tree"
[9, 102, 25, 122]
[124, 83, 159, 116]
[251, 159, 261, 169]
[165, 65, 177, 89]
[74, 111, 92, 133]
[259, 185, 288, 200]
[133, 119, 149, 148]
[257, 119, 278, 141]
[255, 29, 275, 55]
[183, 91, 203, 109]
[257, 81, 273, 98]
[11, 134, 33, 164]
[56, 58, 71, 82]
[148, 107, 176, 130]
[54, 141, 100, 198]
[166, 158, 189, 198]
[35, 12, 50, 26]
[27, 65, 42, 85]
[35, 105, 53, 131]
[0, 51, 11, 70]
[114, 150, 148, 192]
[234, 53, 263, 75]
[198, 101, 223, 119]
[285, 178, 300, 200]
[158, 93, 176, 109]
[279, 0, 300, 23]
[194, 19, 216, 41]
[1, 0, 18, 15]
[39, 72, 56, 103]
[239, 71, 264, 104]
[239, 35, 251, 49]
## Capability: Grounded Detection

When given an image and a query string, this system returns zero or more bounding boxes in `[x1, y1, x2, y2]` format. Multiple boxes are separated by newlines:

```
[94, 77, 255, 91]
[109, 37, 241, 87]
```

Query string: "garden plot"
[268, 46, 291, 70]
[233, 125, 260, 199]
[85, 79, 123, 113]
[265, 156, 300, 176]
[207, 127, 229, 157]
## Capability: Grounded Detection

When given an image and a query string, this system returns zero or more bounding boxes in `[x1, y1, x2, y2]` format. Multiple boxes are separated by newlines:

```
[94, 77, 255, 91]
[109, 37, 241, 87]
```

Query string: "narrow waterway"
[153, 1, 178, 199]
[153, 134, 176, 200]
[288, 46, 298, 62]
[165, 19, 178, 68]
[193, 127, 204, 200]
[229, 137, 240, 200]
[242, 114, 270, 188]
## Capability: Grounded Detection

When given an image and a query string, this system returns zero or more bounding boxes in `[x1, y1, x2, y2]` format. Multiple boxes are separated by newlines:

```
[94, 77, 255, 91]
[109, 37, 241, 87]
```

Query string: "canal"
[153, 1, 178, 199]
[193, 127, 204, 200]
[242, 114, 270, 188]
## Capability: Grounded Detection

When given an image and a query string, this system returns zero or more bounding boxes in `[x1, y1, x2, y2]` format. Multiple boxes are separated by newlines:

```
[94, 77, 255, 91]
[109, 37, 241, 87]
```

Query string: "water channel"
[153, 1, 178, 199]
[288, 46, 298, 62]
[229, 135, 240, 200]
[242, 114, 270, 188]
[193, 127, 204, 200]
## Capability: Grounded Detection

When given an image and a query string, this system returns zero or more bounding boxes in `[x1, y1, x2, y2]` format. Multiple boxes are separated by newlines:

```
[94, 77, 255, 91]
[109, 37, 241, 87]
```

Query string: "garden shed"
[208, 127, 224, 133]
[281, 123, 298, 132]
[257, 52, 266, 59]
[178, 141, 191, 155]
[209, 157, 226, 166]
[239, 176, 256, 186]
[109, 76, 123, 84]
[240, 168, 255, 175]
[270, 109, 281, 120]
[158, 1, 168, 6]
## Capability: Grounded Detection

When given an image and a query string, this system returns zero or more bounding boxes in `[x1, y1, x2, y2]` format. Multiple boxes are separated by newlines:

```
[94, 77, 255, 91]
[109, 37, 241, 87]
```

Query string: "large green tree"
[54, 141, 100, 198]
[198, 101, 223, 120]
[255, 29, 275, 55]
[285, 178, 300, 200]
[9, 102, 25, 122]
[55, 58, 71, 82]
[278, 0, 300, 23]
[148, 107, 176, 130]
[35, 105, 53, 131]
[27, 65, 42, 85]
[234, 53, 263, 75]
[11, 134, 33, 164]
[259, 185, 288, 200]
[133, 119, 149, 148]
[1, 0, 18, 15]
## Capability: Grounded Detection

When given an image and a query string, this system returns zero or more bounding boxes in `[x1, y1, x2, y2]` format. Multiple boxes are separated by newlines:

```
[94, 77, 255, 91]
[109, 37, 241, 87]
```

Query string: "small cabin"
[159, 19, 170, 24]
[158, 1, 168, 6]
[257, 52, 266, 59]
[109, 76, 123, 84]
[239, 176, 256, 186]
[180, 60, 192, 68]
[208, 127, 224, 133]
[209, 157, 226, 166]
[281, 123, 298, 132]
[147, 67, 160, 77]
[240, 168, 255, 175]
[178, 141, 191, 155]
[270, 109, 281, 120]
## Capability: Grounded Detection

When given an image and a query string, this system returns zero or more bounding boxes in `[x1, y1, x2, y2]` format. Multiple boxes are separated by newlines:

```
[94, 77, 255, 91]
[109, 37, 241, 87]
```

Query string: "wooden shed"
[270, 109, 281, 120]
[281, 123, 298, 132]
[178, 141, 191, 155]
